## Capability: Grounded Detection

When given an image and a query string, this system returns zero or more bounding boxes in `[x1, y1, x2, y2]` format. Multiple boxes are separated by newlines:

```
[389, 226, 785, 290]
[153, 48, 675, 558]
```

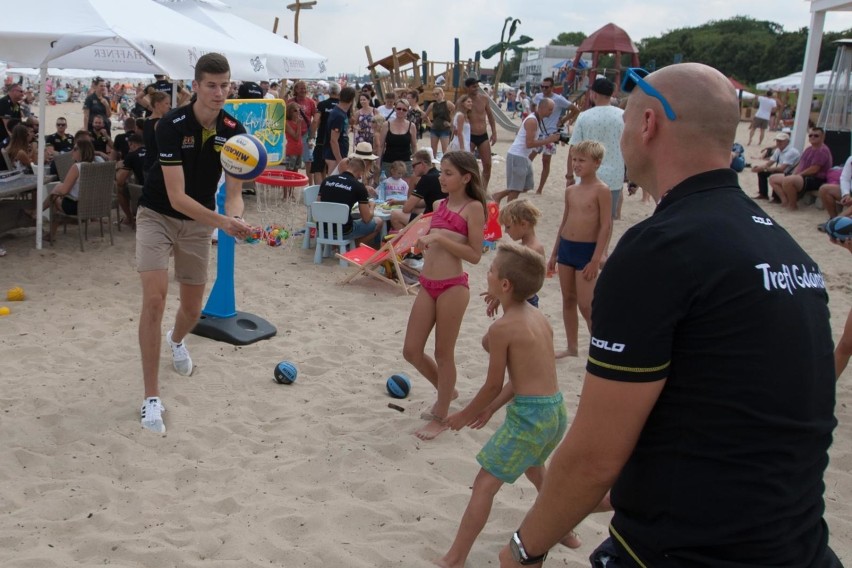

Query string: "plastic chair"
[301, 184, 320, 250]
[49, 161, 116, 251]
[311, 201, 356, 265]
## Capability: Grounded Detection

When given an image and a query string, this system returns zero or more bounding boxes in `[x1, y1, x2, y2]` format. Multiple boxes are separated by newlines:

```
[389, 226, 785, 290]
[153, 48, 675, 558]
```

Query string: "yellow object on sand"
[6, 287, 24, 301]
[0, 306, 10, 316]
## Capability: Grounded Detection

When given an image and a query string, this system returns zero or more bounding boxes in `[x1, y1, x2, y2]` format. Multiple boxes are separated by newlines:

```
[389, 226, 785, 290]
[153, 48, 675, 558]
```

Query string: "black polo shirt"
[89, 129, 111, 154]
[122, 147, 147, 185]
[411, 167, 446, 213]
[113, 132, 132, 160]
[140, 101, 245, 220]
[83, 93, 111, 131]
[314, 96, 339, 145]
[45, 132, 74, 153]
[0, 94, 22, 141]
[589, 169, 837, 566]
[318, 171, 369, 233]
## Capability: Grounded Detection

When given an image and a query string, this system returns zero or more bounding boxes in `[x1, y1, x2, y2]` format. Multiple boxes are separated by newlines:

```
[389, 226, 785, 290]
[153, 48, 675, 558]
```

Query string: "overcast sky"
[233, 0, 852, 77]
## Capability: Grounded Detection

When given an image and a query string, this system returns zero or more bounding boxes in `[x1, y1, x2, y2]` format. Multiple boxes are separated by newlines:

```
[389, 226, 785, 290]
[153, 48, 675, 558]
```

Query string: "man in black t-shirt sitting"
[318, 157, 381, 246]
[45, 116, 74, 155]
[115, 133, 146, 227]
[500, 63, 841, 568]
[111, 117, 138, 161]
[390, 149, 445, 230]
[88, 114, 113, 159]
[0, 84, 24, 169]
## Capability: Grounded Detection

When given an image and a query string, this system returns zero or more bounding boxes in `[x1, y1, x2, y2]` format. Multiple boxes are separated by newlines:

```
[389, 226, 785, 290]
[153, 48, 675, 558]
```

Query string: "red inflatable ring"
[255, 169, 310, 188]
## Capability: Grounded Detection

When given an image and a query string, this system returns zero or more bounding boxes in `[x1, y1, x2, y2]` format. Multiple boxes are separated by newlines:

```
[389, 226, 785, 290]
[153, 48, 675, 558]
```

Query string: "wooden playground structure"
[364, 41, 480, 104]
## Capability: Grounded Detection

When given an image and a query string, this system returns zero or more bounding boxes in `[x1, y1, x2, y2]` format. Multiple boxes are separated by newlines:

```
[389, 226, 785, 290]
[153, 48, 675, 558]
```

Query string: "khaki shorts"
[136, 206, 212, 285]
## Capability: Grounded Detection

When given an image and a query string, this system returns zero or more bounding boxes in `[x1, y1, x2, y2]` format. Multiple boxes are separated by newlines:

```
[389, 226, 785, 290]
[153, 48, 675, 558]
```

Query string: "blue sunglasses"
[621, 68, 677, 120]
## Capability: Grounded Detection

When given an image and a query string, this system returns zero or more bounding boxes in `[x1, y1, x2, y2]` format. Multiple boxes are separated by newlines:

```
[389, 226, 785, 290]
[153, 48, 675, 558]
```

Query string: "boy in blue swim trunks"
[548, 140, 612, 358]
[438, 242, 580, 568]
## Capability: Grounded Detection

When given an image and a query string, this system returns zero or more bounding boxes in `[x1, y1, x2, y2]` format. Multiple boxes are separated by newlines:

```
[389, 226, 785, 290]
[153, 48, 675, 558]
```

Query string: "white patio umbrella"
[157, 0, 328, 79]
[0, 0, 270, 249]
[756, 70, 834, 92]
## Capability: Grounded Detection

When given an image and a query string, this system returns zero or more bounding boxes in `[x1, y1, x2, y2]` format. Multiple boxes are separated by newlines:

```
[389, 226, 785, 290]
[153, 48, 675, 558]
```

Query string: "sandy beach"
[0, 101, 849, 567]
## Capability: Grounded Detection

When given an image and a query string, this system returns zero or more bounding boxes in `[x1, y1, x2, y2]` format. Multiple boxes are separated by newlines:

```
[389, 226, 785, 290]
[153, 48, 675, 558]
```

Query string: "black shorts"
[311, 145, 326, 174]
[801, 175, 826, 195]
[61, 197, 78, 215]
[470, 132, 489, 147]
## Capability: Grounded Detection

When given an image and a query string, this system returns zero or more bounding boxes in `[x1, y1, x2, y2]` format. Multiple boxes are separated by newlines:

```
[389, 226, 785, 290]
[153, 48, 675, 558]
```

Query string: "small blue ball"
[274, 361, 298, 385]
[827, 216, 852, 241]
[386, 373, 411, 399]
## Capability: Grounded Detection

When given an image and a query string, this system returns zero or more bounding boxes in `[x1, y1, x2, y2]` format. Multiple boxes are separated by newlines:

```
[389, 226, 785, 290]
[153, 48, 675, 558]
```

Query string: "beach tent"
[0, 0, 269, 249]
[756, 70, 834, 92]
[157, 0, 327, 79]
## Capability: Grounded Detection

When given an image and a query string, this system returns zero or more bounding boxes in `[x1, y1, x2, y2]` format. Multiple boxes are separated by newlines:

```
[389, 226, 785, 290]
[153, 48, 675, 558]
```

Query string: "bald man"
[492, 97, 560, 204]
[498, 63, 840, 568]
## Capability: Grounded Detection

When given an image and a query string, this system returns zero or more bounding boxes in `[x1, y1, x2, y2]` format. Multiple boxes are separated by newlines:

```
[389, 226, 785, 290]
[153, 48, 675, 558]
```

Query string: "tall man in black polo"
[499, 63, 840, 568]
[310, 82, 340, 184]
[324, 86, 356, 175]
[135, 53, 252, 434]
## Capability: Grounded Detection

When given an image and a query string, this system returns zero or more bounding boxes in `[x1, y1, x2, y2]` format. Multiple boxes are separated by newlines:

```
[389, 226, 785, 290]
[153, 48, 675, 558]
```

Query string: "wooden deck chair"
[337, 213, 433, 295]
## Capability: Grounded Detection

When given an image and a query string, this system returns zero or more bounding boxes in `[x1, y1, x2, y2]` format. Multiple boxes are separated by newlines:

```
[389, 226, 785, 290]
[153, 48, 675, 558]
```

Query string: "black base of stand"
[192, 311, 277, 346]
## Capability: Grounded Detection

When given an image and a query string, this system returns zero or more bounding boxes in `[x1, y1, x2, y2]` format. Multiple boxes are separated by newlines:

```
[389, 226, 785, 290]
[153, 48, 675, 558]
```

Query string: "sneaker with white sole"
[166, 329, 193, 376]
[140, 397, 166, 433]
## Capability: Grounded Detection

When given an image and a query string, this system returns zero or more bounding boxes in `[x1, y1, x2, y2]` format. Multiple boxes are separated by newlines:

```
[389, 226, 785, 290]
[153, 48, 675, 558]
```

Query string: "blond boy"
[438, 243, 578, 568]
[548, 140, 612, 358]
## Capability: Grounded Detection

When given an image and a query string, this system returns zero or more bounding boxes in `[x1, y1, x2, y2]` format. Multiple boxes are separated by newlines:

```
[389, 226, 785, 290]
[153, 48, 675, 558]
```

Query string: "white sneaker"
[140, 397, 166, 433]
[166, 329, 193, 376]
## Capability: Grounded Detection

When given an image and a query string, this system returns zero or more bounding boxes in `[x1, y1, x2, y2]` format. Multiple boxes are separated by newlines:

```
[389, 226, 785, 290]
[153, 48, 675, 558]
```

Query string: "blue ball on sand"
[826, 216, 852, 241]
[274, 361, 298, 385]
[386, 373, 411, 399]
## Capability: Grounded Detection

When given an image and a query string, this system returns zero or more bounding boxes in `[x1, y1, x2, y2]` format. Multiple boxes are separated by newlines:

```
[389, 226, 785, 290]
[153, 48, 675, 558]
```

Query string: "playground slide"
[488, 98, 520, 134]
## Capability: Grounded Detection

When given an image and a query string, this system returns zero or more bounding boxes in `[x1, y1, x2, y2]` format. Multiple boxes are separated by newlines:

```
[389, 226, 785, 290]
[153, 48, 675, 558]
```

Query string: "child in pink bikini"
[403, 151, 487, 440]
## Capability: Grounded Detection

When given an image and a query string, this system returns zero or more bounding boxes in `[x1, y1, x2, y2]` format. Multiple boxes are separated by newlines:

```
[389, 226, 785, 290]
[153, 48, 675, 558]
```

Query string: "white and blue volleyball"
[221, 133, 268, 180]
[274, 361, 298, 385]
[826, 216, 852, 241]
[386, 373, 411, 399]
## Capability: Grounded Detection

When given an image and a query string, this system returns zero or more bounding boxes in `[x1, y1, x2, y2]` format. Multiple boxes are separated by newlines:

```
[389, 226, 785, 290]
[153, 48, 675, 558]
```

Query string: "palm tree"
[482, 17, 533, 100]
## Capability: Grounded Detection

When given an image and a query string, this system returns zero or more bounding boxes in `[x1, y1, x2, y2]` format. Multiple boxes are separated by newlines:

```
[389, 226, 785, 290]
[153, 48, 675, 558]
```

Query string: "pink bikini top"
[430, 199, 470, 237]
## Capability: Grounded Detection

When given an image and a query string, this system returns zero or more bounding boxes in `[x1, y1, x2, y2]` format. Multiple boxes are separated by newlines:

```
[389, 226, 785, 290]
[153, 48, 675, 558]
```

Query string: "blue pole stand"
[191, 177, 277, 345]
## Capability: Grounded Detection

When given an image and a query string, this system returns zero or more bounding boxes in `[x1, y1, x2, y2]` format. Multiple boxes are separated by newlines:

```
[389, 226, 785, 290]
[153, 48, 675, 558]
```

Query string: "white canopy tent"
[796, 0, 852, 150]
[157, 0, 327, 79]
[756, 70, 834, 92]
[0, 0, 271, 249]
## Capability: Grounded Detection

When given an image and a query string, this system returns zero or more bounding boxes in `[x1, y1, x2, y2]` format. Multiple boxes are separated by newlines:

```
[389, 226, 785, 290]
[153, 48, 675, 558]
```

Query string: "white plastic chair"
[301, 184, 320, 250]
[311, 201, 356, 265]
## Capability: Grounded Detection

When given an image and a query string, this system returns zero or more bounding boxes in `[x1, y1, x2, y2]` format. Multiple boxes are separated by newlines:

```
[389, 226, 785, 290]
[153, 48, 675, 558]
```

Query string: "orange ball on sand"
[0, 306, 10, 316]
[6, 287, 24, 301]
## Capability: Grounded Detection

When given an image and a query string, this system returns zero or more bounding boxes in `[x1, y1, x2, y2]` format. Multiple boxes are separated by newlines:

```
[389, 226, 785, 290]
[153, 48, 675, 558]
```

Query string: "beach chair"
[49, 161, 116, 251]
[337, 213, 433, 295]
[301, 184, 320, 250]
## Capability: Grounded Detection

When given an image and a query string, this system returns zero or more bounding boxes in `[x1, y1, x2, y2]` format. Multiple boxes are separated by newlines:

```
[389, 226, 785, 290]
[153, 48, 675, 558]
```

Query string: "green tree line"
[550, 17, 852, 85]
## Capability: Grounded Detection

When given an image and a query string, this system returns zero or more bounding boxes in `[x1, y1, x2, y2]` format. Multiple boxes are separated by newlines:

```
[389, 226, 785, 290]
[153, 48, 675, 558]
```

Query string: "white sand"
[0, 102, 848, 566]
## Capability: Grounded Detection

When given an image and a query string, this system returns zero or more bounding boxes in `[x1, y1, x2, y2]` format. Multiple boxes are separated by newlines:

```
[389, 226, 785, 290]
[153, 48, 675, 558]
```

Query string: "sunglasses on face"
[395, 107, 407, 111]
[621, 67, 677, 120]
[56, 123, 66, 127]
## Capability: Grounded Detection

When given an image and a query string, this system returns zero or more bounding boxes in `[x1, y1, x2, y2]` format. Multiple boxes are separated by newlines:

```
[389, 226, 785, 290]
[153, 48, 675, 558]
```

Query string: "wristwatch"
[509, 531, 547, 565]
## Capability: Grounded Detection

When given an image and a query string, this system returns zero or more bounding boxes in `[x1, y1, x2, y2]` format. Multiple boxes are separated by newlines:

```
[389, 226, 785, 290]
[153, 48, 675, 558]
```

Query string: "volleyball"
[386, 373, 411, 399]
[826, 216, 852, 241]
[220, 134, 268, 181]
[273, 361, 298, 385]
[6, 287, 24, 301]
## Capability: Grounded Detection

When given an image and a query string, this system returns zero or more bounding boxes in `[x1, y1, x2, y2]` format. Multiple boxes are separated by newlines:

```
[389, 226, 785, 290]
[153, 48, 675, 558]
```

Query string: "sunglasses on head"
[621, 67, 677, 120]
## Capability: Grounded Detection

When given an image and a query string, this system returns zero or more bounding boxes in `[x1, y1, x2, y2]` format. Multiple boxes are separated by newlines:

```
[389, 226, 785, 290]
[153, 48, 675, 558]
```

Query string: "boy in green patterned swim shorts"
[437, 242, 580, 568]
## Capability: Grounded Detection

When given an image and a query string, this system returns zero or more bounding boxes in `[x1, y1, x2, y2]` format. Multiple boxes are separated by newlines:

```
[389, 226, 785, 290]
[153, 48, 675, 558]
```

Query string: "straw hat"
[353, 141, 378, 160]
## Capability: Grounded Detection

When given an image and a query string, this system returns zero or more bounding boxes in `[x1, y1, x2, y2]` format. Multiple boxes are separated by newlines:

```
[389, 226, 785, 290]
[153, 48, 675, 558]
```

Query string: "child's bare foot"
[555, 348, 578, 359]
[415, 418, 447, 440]
[420, 391, 459, 420]
[433, 557, 462, 568]
[559, 530, 582, 549]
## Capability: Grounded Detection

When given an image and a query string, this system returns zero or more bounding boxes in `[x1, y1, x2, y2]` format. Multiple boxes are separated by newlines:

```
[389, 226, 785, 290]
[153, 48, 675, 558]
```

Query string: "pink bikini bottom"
[419, 273, 469, 300]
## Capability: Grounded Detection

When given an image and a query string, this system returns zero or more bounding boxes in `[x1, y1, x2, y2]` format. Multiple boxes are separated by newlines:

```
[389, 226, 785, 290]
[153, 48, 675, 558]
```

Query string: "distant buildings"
[518, 45, 591, 86]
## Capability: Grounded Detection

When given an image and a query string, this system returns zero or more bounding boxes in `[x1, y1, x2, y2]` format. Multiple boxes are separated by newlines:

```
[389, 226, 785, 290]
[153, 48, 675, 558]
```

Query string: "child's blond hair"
[498, 199, 542, 228]
[389, 160, 407, 178]
[495, 242, 545, 302]
[573, 140, 605, 162]
[371, 113, 386, 127]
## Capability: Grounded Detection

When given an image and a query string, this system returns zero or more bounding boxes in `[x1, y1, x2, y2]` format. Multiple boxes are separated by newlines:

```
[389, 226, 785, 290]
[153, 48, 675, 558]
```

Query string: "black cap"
[238, 81, 264, 99]
[591, 78, 615, 97]
[464, 77, 480, 87]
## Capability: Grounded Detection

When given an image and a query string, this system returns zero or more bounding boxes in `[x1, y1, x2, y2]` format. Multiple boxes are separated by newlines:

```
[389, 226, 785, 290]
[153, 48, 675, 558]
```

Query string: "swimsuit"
[557, 238, 596, 270]
[526, 294, 539, 308]
[430, 199, 470, 236]
[419, 272, 470, 300]
[470, 132, 489, 147]
[477, 392, 567, 483]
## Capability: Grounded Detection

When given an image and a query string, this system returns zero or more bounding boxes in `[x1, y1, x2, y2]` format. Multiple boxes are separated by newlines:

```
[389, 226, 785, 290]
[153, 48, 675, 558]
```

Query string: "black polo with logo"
[140, 101, 245, 220]
[588, 169, 837, 566]
[45, 132, 74, 153]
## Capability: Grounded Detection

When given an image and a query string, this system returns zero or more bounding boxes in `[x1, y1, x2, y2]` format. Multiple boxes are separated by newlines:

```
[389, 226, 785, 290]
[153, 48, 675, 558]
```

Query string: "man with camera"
[569, 77, 625, 219]
[492, 97, 561, 205]
[530, 77, 580, 194]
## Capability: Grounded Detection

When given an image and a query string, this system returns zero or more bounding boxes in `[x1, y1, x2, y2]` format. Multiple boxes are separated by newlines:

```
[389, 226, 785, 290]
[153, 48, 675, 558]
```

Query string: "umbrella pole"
[36, 65, 47, 250]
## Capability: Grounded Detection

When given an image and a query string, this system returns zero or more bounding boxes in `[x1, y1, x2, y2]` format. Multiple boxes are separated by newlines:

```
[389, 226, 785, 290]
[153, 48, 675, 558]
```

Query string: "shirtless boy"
[437, 242, 578, 568]
[548, 140, 612, 358]
[464, 77, 498, 189]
